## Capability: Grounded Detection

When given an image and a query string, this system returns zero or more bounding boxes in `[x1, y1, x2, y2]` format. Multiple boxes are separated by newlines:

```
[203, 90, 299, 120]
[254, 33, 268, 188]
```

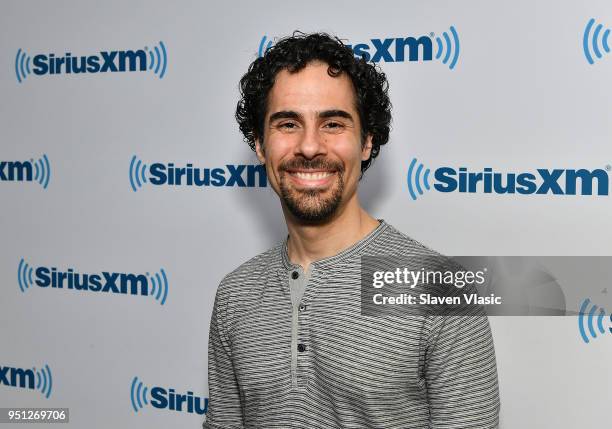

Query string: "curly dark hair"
[235, 31, 392, 175]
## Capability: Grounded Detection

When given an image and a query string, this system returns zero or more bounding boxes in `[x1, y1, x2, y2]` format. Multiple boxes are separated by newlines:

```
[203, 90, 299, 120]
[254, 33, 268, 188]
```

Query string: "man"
[204, 32, 500, 428]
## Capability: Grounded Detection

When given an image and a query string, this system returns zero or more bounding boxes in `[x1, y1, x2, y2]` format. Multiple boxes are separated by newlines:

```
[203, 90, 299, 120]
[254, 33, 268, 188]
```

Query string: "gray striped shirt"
[204, 221, 500, 428]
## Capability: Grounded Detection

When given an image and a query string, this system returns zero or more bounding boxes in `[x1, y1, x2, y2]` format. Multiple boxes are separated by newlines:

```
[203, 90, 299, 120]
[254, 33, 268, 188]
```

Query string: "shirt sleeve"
[203, 285, 245, 429]
[423, 313, 501, 429]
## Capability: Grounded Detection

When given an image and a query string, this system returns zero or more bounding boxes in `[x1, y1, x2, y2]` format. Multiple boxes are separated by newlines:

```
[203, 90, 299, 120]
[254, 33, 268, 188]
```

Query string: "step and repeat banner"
[2, 0, 612, 427]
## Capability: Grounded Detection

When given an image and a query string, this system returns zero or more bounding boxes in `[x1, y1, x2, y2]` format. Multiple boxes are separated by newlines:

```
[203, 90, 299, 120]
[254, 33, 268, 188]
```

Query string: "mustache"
[279, 158, 344, 172]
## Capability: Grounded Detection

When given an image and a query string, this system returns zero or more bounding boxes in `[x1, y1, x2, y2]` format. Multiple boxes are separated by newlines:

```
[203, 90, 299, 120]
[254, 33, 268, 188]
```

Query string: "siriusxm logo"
[130, 376, 208, 415]
[18, 258, 169, 305]
[0, 155, 51, 189]
[0, 364, 53, 398]
[583, 18, 610, 64]
[259, 26, 460, 70]
[15, 41, 167, 83]
[578, 298, 612, 344]
[129, 155, 267, 192]
[406, 158, 611, 200]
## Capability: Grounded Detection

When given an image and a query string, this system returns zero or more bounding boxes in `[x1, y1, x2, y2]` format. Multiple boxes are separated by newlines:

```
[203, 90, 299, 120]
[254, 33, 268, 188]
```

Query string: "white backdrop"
[2, 0, 612, 427]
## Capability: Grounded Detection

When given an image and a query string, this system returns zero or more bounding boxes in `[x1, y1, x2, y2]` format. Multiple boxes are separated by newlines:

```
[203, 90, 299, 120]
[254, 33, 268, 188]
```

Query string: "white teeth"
[293, 172, 332, 180]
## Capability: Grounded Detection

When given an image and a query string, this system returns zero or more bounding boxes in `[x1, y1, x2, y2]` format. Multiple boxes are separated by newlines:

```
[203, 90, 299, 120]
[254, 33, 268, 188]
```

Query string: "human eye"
[323, 121, 345, 131]
[278, 121, 299, 130]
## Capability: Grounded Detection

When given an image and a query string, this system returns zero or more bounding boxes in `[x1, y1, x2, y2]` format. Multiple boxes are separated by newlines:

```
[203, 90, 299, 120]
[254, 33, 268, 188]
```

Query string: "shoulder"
[211, 243, 283, 331]
[368, 222, 465, 280]
[373, 222, 442, 258]
[214, 242, 282, 300]
[379, 222, 470, 272]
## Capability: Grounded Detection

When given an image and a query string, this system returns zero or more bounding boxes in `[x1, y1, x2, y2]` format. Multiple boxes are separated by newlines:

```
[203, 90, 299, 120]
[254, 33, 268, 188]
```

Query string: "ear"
[361, 134, 373, 162]
[255, 138, 266, 164]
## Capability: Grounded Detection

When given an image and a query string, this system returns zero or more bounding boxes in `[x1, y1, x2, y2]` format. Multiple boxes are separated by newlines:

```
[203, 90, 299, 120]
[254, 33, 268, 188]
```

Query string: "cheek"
[336, 145, 364, 175]
[264, 138, 294, 166]
[262, 146, 289, 188]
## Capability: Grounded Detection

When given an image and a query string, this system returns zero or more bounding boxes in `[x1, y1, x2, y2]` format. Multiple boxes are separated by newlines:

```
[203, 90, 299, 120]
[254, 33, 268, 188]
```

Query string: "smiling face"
[255, 61, 372, 224]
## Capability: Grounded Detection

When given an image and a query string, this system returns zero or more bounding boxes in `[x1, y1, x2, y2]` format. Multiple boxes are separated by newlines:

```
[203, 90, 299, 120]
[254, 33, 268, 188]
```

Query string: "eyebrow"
[268, 109, 354, 123]
[268, 110, 299, 123]
[320, 109, 354, 121]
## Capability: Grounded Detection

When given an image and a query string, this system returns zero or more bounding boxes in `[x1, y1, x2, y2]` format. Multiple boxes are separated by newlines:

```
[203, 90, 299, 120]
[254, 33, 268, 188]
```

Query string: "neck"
[283, 193, 380, 272]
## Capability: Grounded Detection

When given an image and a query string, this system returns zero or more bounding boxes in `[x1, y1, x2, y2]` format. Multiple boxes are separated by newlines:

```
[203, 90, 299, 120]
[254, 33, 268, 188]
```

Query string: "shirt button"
[297, 343, 306, 352]
[298, 303, 306, 312]
[291, 271, 299, 280]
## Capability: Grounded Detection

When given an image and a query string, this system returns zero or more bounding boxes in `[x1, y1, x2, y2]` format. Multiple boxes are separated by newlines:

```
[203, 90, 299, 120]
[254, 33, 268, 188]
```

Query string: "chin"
[283, 193, 342, 223]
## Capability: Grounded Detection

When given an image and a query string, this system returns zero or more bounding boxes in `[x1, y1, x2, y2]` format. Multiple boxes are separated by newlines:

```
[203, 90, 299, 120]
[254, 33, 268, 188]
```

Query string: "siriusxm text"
[434, 167, 609, 195]
[36, 267, 149, 296]
[149, 163, 267, 187]
[32, 50, 146, 75]
[0, 366, 35, 389]
[0, 161, 33, 181]
[150, 387, 208, 415]
[346, 36, 432, 62]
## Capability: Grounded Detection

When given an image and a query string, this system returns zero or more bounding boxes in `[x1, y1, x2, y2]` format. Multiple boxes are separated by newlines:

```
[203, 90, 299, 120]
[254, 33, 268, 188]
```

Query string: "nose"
[295, 124, 327, 159]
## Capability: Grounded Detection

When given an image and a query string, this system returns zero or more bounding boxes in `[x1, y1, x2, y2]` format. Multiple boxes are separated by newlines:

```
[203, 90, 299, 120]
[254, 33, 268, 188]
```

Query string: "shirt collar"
[280, 219, 389, 271]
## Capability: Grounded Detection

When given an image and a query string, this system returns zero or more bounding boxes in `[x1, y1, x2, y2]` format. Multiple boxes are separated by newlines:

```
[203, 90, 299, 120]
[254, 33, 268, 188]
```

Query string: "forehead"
[266, 61, 357, 118]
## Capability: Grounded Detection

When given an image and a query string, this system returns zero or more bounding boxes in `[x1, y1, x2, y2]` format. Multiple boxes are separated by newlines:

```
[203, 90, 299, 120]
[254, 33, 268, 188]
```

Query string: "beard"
[278, 158, 345, 224]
